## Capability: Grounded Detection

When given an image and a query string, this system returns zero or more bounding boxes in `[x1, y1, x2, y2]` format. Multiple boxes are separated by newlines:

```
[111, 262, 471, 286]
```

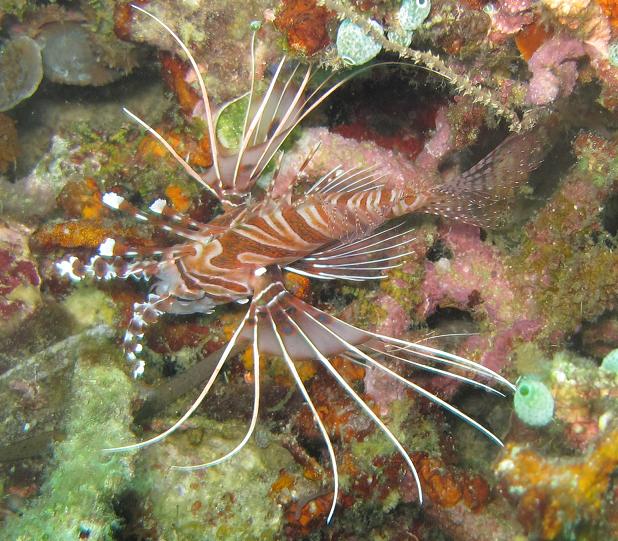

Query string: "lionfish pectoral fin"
[173, 309, 261, 471]
[367, 341, 507, 397]
[285, 220, 416, 282]
[424, 123, 555, 228]
[353, 343, 504, 447]
[103, 308, 252, 454]
[275, 294, 424, 504]
[265, 303, 339, 524]
[250, 278, 367, 359]
[284, 295, 509, 444]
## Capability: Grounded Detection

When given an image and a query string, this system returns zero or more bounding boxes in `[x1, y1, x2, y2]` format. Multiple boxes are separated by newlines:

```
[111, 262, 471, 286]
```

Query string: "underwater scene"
[1, 0, 618, 539]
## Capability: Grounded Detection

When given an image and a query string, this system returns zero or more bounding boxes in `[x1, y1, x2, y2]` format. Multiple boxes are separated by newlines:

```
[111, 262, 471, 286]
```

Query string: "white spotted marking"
[102, 192, 125, 209]
[99, 238, 116, 257]
[149, 199, 167, 213]
[55, 257, 82, 282]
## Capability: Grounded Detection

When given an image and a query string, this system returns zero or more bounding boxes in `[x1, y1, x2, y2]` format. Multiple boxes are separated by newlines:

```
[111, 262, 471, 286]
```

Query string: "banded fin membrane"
[424, 123, 556, 228]
[286, 220, 415, 281]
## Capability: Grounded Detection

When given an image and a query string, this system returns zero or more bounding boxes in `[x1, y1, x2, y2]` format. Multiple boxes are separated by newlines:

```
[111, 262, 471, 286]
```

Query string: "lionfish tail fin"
[424, 121, 557, 228]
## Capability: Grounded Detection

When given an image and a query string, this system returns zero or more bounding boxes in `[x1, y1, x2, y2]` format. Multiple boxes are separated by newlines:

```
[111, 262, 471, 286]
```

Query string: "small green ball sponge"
[601, 348, 618, 373]
[514, 377, 554, 427]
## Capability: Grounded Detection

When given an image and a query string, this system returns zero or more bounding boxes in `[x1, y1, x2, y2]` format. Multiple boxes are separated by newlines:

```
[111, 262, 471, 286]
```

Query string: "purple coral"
[526, 37, 586, 105]
[486, 0, 534, 43]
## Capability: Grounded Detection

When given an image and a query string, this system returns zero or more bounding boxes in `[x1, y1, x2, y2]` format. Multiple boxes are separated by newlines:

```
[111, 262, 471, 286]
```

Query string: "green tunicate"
[216, 93, 250, 149]
[609, 41, 618, 68]
[336, 19, 383, 66]
[514, 376, 554, 427]
[388, 27, 414, 48]
[600, 348, 618, 373]
[398, 0, 431, 32]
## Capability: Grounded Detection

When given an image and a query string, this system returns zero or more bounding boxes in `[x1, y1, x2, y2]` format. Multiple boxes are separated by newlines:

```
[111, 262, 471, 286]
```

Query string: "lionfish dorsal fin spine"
[129, 4, 222, 189]
[232, 55, 288, 192]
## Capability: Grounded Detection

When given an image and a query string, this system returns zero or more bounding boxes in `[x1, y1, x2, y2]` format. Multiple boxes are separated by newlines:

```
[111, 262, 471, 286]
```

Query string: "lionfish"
[56, 5, 549, 522]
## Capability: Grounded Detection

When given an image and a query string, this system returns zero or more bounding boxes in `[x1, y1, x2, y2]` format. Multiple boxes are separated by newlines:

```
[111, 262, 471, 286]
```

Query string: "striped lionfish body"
[56, 6, 550, 522]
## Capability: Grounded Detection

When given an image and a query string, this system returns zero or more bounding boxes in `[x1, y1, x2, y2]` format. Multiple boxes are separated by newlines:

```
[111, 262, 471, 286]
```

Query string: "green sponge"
[514, 377, 555, 427]
[600, 348, 618, 373]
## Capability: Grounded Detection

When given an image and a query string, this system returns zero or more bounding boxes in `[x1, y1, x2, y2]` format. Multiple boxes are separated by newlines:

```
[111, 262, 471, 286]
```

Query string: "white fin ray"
[286, 221, 416, 281]
[103, 309, 251, 453]
[266, 305, 339, 523]
[365, 346, 505, 397]
[173, 313, 261, 471]
[279, 295, 424, 504]
[283, 295, 504, 452]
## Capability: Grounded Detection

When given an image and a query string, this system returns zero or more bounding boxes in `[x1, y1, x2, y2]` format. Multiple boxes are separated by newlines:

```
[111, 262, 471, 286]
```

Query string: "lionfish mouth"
[52, 3, 524, 524]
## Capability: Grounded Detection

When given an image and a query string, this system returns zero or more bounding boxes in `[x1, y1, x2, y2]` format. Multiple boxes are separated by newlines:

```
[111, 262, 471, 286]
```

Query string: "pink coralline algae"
[0, 221, 42, 336]
[272, 126, 433, 198]
[525, 37, 586, 105]
[486, 0, 535, 43]
[418, 224, 541, 394]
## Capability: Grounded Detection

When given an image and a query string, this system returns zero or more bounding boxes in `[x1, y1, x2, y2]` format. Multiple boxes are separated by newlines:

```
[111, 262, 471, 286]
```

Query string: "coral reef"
[133, 418, 305, 540]
[274, 0, 334, 55]
[496, 427, 618, 540]
[37, 22, 128, 86]
[0, 220, 41, 337]
[1, 0, 618, 539]
[0, 113, 19, 174]
[525, 37, 586, 105]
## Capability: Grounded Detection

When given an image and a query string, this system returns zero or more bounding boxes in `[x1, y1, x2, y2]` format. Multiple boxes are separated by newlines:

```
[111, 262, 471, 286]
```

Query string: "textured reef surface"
[1, 0, 618, 540]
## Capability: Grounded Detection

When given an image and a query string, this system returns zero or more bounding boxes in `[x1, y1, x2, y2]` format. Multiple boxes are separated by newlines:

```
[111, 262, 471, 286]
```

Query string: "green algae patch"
[134, 418, 300, 540]
[62, 285, 118, 331]
[4, 361, 135, 541]
[216, 93, 250, 150]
